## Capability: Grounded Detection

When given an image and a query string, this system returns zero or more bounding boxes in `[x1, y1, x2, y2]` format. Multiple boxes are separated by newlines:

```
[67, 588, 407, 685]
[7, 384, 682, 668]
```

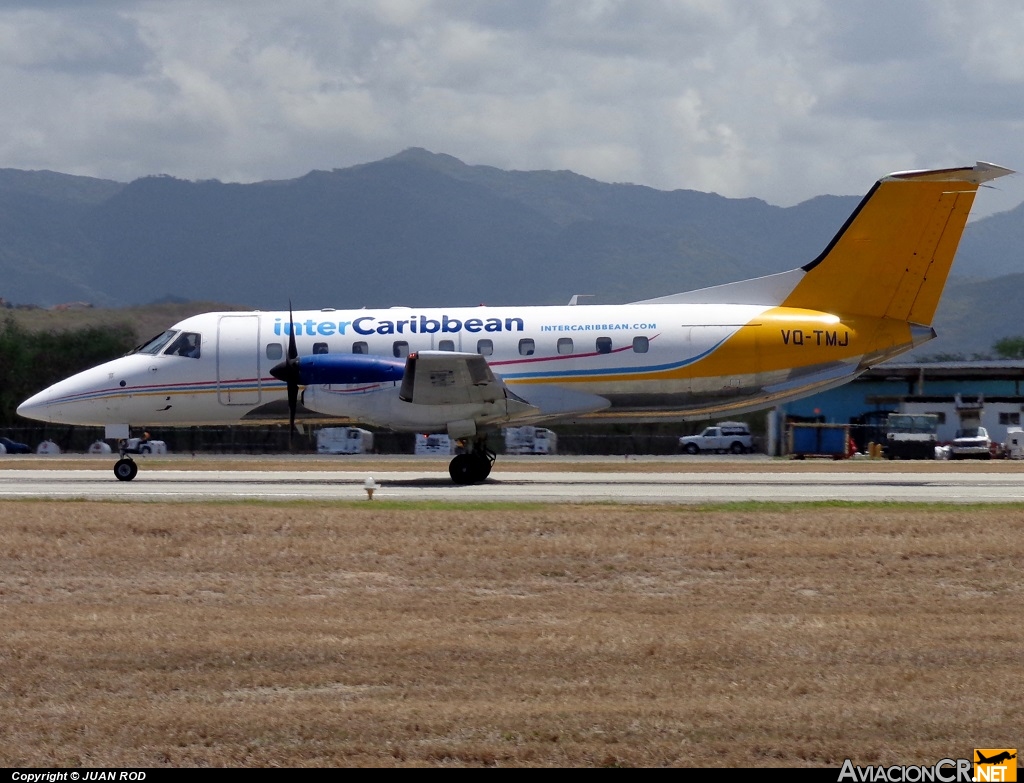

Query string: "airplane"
[976, 751, 1016, 765]
[16, 161, 1012, 484]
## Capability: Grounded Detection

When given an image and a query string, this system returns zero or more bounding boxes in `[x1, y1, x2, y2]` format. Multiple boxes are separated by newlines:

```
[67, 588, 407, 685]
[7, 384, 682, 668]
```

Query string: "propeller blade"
[267, 300, 302, 450]
[287, 300, 298, 362]
[286, 301, 298, 446]
[287, 379, 297, 446]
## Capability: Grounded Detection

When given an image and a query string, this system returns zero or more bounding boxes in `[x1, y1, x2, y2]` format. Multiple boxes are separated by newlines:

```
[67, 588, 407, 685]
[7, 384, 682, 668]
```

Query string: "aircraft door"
[217, 315, 261, 405]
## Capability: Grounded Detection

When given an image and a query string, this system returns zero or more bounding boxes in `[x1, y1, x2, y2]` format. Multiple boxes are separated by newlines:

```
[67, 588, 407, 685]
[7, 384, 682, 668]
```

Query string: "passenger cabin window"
[393, 341, 409, 358]
[166, 332, 202, 358]
[438, 339, 455, 352]
[557, 338, 573, 355]
[632, 336, 649, 353]
[313, 342, 328, 355]
[352, 342, 368, 354]
[477, 339, 493, 356]
[596, 337, 612, 355]
[266, 344, 283, 361]
[519, 338, 535, 356]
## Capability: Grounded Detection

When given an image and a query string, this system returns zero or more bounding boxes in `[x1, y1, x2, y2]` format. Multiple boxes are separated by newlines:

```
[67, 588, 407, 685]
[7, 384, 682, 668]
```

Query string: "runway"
[3, 459, 1024, 503]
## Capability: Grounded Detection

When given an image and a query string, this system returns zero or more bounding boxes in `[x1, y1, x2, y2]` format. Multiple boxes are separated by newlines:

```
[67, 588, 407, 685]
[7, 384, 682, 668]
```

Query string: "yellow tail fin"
[782, 162, 1013, 325]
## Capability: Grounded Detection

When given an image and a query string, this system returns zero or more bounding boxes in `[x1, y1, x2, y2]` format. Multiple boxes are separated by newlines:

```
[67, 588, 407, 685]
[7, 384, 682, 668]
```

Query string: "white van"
[317, 427, 374, 454]
[414, 434, 456, 455]
[503, 426, 558, 455]
[1004, 427, 1024, 459]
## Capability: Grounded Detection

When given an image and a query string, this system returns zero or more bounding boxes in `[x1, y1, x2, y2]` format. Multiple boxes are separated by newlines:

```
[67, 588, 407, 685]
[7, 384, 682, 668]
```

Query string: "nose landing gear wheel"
[114, 458, 138, 481]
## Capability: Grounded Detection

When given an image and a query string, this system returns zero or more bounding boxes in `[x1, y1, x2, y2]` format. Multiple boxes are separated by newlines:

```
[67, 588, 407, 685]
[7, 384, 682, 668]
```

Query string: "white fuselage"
[17, 301, 913, 433]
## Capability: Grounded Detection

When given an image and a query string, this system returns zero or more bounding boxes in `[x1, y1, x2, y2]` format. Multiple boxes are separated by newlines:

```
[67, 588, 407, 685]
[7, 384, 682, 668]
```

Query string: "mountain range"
[1, 148, 1021, 358]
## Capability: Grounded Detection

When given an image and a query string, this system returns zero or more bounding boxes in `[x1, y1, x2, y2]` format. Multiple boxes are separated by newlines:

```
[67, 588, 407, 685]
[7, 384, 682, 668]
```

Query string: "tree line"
[0, 317, 138, 426]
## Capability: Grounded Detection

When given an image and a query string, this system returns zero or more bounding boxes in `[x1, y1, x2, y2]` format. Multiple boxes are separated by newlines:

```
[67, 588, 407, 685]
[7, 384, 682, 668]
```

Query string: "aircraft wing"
[397, 351, 612, 420]
[398, 351, 505, 406]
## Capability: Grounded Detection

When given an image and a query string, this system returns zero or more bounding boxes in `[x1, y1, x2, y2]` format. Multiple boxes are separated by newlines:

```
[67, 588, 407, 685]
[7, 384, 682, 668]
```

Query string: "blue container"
[791, 425, 821, 454]
[790, 424, 848, 457]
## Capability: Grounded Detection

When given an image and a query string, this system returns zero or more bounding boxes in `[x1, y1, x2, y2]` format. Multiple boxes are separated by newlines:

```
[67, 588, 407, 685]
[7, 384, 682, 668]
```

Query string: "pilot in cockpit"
[167, 332, 201, 358]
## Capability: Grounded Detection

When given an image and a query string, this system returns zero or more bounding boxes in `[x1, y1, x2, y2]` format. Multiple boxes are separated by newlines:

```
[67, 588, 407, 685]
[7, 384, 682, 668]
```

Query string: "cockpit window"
[165, 332, 202, 358]
[134, 330, 178, 355]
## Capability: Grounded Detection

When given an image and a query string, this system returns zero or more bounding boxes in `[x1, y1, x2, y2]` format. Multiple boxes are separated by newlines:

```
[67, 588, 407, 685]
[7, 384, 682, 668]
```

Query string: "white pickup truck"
[678, 422, 753, 454]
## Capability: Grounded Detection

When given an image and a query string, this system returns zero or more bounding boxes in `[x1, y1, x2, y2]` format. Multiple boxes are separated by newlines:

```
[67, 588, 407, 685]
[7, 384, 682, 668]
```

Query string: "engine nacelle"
[293, 353, 405, 385]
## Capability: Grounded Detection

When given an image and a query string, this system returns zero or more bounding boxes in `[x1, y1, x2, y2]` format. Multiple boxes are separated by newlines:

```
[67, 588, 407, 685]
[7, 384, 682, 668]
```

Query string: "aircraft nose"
[17, 389, 54, 422]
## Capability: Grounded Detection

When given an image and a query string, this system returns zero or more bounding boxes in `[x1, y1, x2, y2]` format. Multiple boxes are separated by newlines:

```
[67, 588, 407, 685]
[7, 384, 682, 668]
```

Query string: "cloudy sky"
[2, 0, 1023, 216]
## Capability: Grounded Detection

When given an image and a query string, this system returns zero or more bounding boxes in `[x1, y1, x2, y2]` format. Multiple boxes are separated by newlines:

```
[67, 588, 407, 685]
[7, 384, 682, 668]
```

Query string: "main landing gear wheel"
[448, 445, 495, 485]
[114, 458, 138, 481]
[449, 454, 477, 484]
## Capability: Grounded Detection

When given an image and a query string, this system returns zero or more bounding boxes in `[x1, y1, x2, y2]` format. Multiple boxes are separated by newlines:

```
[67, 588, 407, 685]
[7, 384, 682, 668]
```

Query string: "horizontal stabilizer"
[761, 360, 860, 396]
[508, 383, 611, 418]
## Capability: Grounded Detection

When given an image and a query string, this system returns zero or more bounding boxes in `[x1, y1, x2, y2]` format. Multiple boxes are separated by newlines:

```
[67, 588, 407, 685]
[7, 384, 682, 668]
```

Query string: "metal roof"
[862, 360, 1024, 381]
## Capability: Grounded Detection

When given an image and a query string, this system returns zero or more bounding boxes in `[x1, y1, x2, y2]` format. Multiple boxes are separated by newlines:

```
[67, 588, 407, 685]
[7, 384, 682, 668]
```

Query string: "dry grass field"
[0, 497, 1020, 768]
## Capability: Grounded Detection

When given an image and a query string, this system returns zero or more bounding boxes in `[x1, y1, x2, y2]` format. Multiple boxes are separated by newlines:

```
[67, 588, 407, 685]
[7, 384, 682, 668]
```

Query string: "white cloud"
[0, 0, 1020, 213]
